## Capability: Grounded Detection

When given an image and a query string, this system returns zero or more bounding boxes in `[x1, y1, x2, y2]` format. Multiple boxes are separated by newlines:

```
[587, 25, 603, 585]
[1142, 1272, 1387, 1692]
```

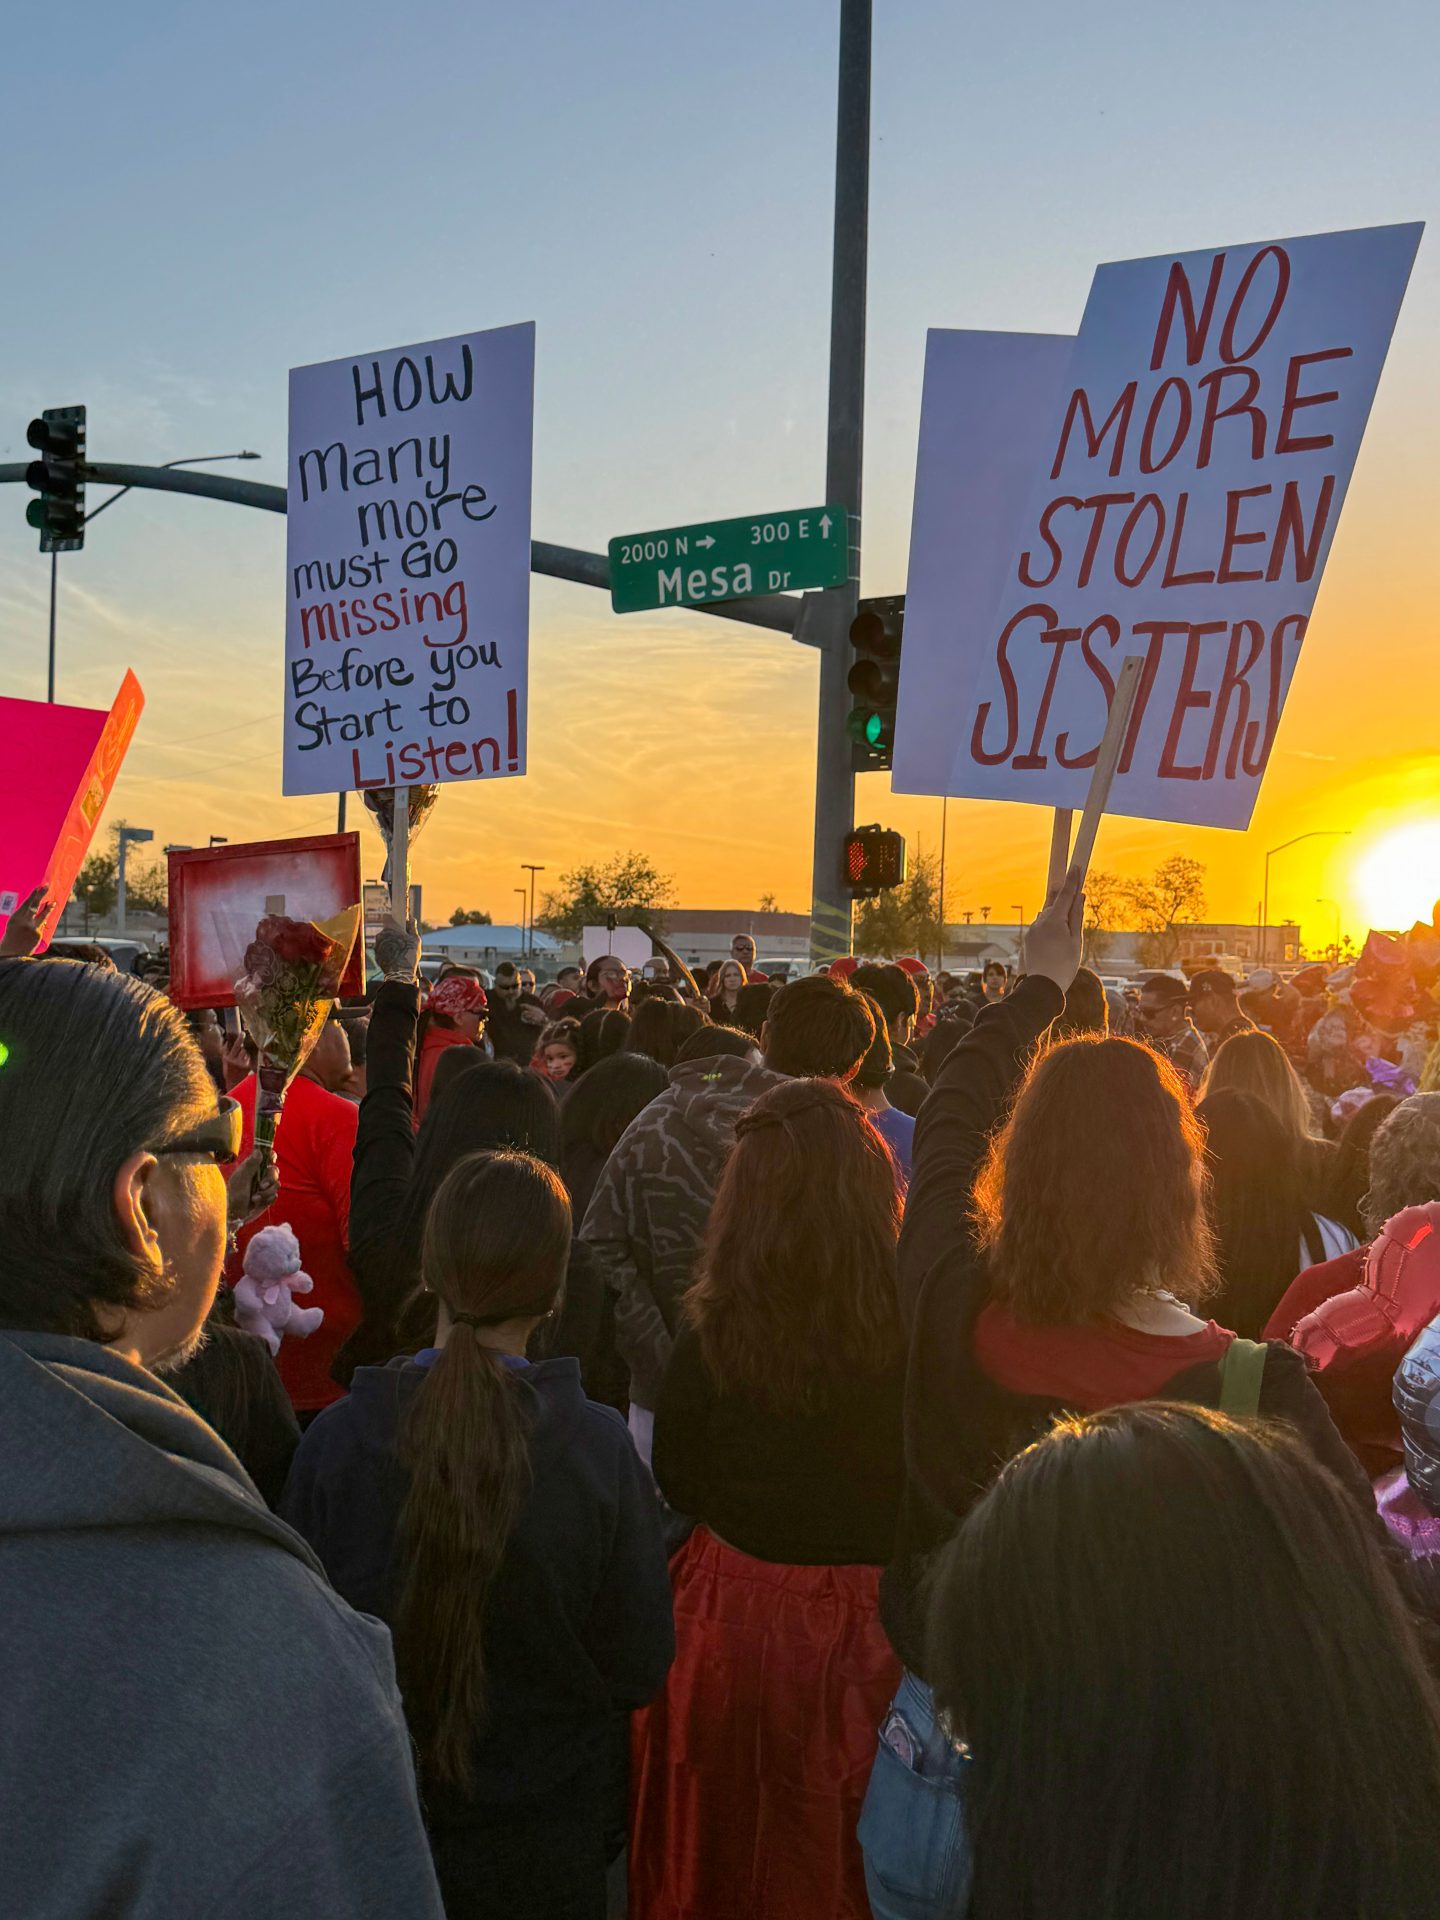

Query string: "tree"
[73, 851, 117, 929]
[855, 851, 943, 962]
[1123, 856, 1207, 969]
[1082, 869, 1125, 963]
[757, 892, 780, 914]
[449, 908, 493, 926]
[536, 852, 676, 943]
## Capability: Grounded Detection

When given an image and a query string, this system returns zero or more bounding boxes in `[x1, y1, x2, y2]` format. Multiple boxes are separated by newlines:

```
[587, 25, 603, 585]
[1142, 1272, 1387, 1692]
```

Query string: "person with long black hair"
[1198, 1087, 1356, 1337]
[629, 1077, 905, 1920]
[925, 1403, 1440, 1920]
[335, 925, 616, 1403]
[283, 1150, 674, 1919]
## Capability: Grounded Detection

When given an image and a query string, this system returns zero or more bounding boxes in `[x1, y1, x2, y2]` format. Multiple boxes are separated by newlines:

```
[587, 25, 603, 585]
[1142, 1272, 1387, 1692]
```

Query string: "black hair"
[1198, 1087, 1325, 1336]
[1326, 1092, 1400, 1238]
[0, 958, 215, 1340]
[927, 1402, 1440, 1920]
[675, 1024, 757, 1065]
[396, 1150, 571, 1791]
[852, 992, 894, 1091]
[575, 1006, 630, 1074]
[850, 963, 919, 1028]
[40, 941, 117, 969]
[625, 996, 706, 1067]
[732, 980, 776, 1039]
[559, 1051, 668, 1223]
[1053, 967, 1109, 1039]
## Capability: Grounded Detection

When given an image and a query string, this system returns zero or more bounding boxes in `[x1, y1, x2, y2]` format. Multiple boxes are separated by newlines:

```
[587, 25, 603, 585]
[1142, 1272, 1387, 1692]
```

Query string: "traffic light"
[847, 593, 904, 769]
[842, 824, 907, 897]
[25, 405, 87, 552]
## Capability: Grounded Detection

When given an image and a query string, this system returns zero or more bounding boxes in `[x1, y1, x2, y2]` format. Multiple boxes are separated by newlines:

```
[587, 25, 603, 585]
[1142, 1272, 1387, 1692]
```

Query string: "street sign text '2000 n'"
[608, 504, 849, 613]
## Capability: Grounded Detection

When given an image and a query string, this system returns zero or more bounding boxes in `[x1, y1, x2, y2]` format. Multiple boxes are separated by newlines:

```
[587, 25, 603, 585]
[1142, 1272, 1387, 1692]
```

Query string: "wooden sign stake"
[1065, 654, 1145, 890]
[389, 785, 411, 923]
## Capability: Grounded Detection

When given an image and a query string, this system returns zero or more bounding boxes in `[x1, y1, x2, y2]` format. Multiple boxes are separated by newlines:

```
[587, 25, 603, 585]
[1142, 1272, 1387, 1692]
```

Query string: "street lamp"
[520, 862, 546, 960]
[514, 887, 527, 945]
[1316, 896, 1341, 959]
[1262, 831, 1350, 966]
[115, 826, 154, 936]
[47, 451, 261, 702]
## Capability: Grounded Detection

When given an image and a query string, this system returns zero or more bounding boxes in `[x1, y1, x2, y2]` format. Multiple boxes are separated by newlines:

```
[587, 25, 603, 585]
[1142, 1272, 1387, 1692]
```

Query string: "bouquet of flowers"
[363, 785, 439, 884]
[233, 905, 361, 1150]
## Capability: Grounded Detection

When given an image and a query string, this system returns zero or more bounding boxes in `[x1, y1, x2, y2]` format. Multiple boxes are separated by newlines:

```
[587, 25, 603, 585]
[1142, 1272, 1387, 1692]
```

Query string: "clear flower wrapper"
[223, 905, 362, 1150]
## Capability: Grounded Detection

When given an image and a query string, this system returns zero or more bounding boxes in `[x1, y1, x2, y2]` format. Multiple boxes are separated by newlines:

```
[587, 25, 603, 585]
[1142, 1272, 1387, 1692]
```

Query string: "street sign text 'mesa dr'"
[608, 503, 849, 614]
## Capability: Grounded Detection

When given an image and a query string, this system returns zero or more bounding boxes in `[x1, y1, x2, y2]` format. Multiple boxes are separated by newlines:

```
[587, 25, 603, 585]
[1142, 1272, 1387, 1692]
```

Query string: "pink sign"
[167, 832, 364, 1009]
[0, 671, 145, 948]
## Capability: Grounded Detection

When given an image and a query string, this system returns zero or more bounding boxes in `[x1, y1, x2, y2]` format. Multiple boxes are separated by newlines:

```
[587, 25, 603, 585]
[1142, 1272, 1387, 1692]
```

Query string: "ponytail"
[394, 1326, 531, 1791]
[392, 1147, 572, 1791]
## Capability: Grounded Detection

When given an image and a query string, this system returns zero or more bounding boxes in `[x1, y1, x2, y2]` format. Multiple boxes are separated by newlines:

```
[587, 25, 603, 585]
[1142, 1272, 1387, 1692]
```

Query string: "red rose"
[257, 915, 335, 968]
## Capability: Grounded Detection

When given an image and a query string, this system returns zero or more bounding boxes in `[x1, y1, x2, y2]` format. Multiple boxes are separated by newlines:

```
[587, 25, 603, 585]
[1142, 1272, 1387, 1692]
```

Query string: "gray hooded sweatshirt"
[0, 1329, 445, 1920]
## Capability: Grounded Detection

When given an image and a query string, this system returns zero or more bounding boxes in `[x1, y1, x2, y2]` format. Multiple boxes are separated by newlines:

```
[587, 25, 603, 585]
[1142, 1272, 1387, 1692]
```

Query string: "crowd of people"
[6, 878, 1440, 1918]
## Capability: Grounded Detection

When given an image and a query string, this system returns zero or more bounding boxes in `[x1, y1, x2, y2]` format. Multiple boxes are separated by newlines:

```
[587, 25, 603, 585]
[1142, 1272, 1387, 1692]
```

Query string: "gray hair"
[0, 958, 214, 1341]
[1363, 1094, 1440, 1239]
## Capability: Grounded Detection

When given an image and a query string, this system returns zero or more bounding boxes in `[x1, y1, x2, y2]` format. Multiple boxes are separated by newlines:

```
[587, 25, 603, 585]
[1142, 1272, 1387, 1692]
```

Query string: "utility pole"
[521, 862, 545, 959]
[807, 0, 870, 966]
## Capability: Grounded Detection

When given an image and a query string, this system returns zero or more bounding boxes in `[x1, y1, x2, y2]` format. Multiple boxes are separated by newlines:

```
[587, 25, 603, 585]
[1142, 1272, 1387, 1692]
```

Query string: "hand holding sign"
[1022, 870, 1085, 997]
[0, 887, 52, 959]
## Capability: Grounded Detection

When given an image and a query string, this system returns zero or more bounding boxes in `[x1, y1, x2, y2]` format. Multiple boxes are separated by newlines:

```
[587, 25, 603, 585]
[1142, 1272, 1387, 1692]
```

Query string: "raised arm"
[348, 978, 422, 1260]
[898, 873, 1083, 1325]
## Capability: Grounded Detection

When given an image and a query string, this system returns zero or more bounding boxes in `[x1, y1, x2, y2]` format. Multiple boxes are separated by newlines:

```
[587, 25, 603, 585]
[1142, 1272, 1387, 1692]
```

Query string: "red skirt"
[628, 1526, 899, 1920]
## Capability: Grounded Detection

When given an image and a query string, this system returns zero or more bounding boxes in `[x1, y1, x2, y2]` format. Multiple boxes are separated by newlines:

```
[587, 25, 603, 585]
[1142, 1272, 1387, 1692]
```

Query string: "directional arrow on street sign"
[608, 503, 850, 615]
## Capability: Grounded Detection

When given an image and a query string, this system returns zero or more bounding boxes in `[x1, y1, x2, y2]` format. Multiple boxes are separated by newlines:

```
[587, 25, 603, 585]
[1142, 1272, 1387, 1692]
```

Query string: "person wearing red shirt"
[414, 973, 488, 1120]
[230, 1016, 360, 1415]
[730, 931, 768, 982]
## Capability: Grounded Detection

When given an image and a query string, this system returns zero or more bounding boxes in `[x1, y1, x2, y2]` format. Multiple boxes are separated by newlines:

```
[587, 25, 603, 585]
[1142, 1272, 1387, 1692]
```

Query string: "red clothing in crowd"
[230, 1072, 359, 1412]
[974, 1300, 1234, 1411]
[414, 1025, 478, 1122]
[1263, 1246, 1366, 1344]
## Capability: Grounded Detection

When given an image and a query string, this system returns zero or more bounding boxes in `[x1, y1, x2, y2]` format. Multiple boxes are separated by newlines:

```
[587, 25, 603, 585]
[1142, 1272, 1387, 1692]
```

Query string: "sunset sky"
[2, 0, 1436, 949]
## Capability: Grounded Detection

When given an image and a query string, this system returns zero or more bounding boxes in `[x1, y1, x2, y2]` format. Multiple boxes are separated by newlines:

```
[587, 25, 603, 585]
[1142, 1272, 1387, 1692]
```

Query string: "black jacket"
[881, 975, 1380, 1676]
[654, 1321, 904, 1565]
[335, 980, 621, 1404]
[280, 1353, 674, 1812]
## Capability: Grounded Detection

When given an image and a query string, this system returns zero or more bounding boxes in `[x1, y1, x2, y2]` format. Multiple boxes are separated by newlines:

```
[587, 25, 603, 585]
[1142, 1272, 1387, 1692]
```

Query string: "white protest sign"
[582, 924, 652, 969]
[938, 223, 1421, 829]
[892, 329, 1076, 796]
[283, 322, 534, 798]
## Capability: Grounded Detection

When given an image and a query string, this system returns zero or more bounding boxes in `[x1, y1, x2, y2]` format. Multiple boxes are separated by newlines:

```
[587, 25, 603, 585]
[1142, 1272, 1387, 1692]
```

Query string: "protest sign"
[283, 322, 534, 799]
[167, 832, 364, 1009]
[582, 924, 652, 970]
[906, 225, 1421, 830]
[0, 671, 144, 949]
[893, 330, 1076, 797]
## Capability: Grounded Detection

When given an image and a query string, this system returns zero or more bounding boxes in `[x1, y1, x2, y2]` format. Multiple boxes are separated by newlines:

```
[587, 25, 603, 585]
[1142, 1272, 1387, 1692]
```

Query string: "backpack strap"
[1217, 1337, 1269, 1420]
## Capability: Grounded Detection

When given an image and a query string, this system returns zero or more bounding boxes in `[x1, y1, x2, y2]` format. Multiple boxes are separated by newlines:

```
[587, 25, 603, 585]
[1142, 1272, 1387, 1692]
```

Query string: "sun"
[1354, 821, 1440, 933]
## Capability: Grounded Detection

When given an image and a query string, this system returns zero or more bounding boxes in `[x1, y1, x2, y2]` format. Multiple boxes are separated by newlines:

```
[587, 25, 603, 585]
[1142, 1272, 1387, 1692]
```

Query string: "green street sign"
[608, 503, 849, 614]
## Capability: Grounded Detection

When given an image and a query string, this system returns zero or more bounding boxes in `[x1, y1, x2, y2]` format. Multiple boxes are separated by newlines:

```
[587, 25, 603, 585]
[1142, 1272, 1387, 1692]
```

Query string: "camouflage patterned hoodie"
[580, 1052, 785, 1409]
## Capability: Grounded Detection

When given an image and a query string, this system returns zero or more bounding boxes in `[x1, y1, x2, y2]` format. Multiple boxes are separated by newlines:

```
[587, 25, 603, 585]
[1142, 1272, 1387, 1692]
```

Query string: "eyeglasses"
[152, 1096, 243, 1166]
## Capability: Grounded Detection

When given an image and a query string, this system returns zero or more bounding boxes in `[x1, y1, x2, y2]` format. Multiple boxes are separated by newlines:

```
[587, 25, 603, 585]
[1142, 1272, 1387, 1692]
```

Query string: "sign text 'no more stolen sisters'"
[282, 322, 534, 798]
[899, 223, 1421, 831]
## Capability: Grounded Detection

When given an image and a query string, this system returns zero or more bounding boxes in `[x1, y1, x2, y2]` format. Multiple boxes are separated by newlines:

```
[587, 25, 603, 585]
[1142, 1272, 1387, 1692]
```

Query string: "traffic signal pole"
[46, 552, 57, 703]
[807, 0, 870, 965]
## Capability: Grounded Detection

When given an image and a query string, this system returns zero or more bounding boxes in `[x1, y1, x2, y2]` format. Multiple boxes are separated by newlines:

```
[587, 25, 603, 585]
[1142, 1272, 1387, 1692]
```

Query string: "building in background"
[663, 910, 811, 975]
